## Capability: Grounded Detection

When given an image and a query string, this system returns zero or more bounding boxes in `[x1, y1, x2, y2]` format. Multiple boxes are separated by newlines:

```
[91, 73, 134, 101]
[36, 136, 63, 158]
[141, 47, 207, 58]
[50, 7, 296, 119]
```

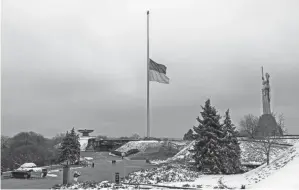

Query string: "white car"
[13, 163, 48, 178]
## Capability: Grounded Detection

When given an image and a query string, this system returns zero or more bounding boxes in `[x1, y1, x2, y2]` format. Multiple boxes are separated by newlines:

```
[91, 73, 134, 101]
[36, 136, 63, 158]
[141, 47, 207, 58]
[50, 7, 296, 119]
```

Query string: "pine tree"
[221, 109, 242, 174]
[69, 127, 81, 164]
[190, 99, 225, 174]
[58, 128, 81, 165]
[183, 129, 194, 140]
[58, 131, 72, 164]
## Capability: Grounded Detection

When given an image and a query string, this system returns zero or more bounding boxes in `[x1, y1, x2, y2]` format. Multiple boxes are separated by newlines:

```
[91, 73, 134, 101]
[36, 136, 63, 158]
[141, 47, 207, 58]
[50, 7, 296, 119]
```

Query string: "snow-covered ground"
[155, 140, 288, 166]
[160, 142, 299, 189]
[52, 140, 299, 189]
[123, 141, 299, 189]
[79, 136, 95, 151]
[124, 164, 201, 184]
[116, 141, 163, 153]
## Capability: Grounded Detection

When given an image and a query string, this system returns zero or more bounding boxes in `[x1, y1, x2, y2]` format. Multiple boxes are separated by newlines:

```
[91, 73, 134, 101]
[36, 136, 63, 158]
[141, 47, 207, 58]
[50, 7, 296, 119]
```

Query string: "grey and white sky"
[2, 0, 299, 138]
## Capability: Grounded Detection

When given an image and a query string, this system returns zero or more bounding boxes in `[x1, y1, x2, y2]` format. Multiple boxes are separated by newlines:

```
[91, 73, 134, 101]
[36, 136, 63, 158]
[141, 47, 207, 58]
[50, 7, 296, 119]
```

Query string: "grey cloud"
[2, 0, 299, 138]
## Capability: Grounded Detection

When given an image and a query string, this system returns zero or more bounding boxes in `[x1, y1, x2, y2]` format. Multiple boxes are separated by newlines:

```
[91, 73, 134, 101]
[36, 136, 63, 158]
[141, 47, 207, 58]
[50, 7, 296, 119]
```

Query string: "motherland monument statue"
[254, 67, 283, 137]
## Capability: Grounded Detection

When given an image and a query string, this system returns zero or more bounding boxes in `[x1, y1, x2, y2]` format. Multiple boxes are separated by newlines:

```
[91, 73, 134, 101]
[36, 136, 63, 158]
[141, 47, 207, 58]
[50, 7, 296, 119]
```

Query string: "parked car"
[12, 163, 47, 179]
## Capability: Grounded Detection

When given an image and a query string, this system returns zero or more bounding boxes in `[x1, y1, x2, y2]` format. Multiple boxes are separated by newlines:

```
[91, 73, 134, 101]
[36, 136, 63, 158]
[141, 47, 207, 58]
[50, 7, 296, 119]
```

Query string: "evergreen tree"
[58, 128, 81, 165]
[221, 109, 242, 174]
[69, 127, 81, 163]
[58, 131, 72, 164]
[183, 129, 194, 140]
[190, 99, 225, 174]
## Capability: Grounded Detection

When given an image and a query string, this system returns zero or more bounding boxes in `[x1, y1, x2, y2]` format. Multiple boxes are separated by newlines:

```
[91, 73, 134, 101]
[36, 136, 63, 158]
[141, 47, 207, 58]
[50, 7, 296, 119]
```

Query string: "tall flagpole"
[147, 10, 150, 138]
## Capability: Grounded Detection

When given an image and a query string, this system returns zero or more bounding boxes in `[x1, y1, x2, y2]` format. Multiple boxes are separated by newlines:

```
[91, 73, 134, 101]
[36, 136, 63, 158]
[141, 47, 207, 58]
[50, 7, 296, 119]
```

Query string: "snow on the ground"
[276, 138, 299, 145]
[247, 142, 299, 189]
[47, 174, 58, 177]
[124, 163, 201, 184]
[108, 152, 118, 157]
[79, 136, 94, 151]
[70, 166, 83, 170]
[48, 169, 60, 173]
[169, 141, 189, 146]
[52, 140, 299, 189]
[124, 142, 299, 189]
[116, 140, 162, 153]
[52, 140, 299, 190]
[240, 140, 288, 165]
[150, 160, 168, 165]
[150, 141, 195, 165]
[52, 181, 166, 190]
[169, 140, 195, 161]
[251, 157, 299, 189]
[161, 140, 288, 166]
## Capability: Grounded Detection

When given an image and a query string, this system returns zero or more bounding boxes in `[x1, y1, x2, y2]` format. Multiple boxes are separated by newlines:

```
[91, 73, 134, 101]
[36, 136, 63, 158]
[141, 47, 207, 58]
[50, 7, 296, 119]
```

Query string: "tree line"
[1, 132, 61, 171]
[1, 128, 81, 171]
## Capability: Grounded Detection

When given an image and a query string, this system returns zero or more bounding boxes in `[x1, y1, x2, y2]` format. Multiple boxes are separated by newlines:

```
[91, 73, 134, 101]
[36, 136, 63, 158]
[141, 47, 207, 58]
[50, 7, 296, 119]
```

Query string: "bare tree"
[245, 119, 281, 165]
[254, 128, 281, 165]
[239, 114, 259, 138]
[272, 112, 287, 135]
[96, 135, 108, 140]
[1, 135, 10, 149]
[130, 133, 141, 140]
[240, 113, 285, 165]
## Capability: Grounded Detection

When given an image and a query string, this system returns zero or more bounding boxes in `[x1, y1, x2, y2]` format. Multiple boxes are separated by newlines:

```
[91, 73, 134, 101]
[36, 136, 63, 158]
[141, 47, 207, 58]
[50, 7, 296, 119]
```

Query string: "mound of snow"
[84, 157, 93, 161]
[125, 164, 201, 184]
[48, 170, 60, 173]
[47, 174, 58, 177]
[246, 142, 299, 189]
[252, 158, 299, 189]
[79, 136, 94, 151]
[116, 141, 162, 153]
[165, 140, 288, 165]
[240, 141, 288, 165]
[160, 142, 299, 189]
[170, 141, 195, 160]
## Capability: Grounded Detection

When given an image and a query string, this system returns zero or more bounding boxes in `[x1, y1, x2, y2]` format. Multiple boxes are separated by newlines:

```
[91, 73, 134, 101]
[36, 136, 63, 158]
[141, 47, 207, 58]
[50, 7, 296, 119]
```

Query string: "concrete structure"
[86, 139, 139, 152]
[255, 67, 283, 137]
[78, 129, 94, 137]
[77, 129, 95, 151]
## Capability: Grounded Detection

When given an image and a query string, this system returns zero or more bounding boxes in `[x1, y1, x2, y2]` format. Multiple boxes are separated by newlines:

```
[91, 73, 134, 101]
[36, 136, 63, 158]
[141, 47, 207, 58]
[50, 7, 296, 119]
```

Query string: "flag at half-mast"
[149, 59, 169, 84]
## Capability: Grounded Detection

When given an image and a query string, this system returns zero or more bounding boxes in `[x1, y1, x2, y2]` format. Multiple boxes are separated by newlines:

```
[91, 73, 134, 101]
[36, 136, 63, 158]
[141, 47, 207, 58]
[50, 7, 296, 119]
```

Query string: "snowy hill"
[125, 142, 299, 189]
[247, 142, 299, 189]
[116, 140, 163, 153]
[52, 142, 299, 190]
[158, 140, 288, 166]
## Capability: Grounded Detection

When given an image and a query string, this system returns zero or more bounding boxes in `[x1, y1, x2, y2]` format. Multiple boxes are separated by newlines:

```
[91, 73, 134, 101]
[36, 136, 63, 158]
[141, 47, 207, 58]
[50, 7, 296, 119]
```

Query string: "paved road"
[1, 152, 155, 189]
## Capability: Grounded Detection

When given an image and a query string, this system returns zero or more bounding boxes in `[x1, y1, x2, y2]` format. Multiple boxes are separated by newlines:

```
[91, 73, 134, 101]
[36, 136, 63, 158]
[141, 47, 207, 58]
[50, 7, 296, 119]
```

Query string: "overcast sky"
[2, 0, 299, 138]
